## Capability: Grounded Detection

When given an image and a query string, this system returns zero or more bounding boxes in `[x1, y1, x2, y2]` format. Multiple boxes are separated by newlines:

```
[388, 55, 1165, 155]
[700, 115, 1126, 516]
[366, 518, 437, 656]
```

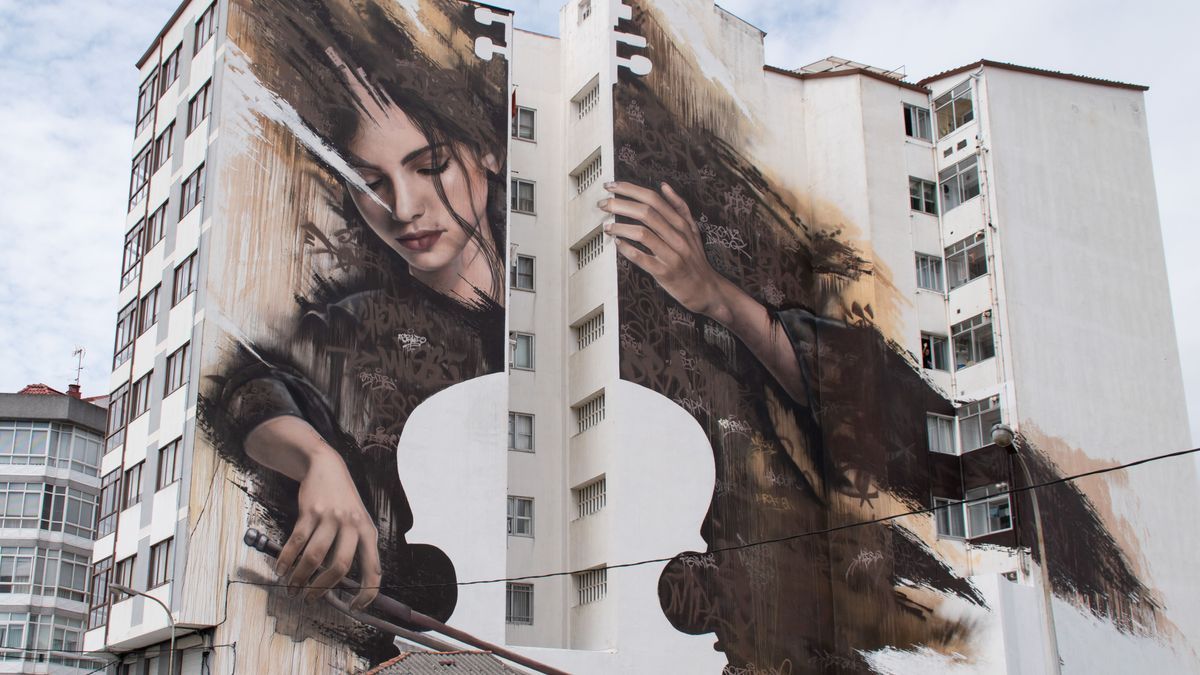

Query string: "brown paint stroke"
[616, 0, 1165, 672]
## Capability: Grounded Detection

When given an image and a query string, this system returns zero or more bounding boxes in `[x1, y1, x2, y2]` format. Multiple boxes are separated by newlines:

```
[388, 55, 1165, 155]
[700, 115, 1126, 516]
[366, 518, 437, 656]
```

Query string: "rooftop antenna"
[72, 347, 85, 386]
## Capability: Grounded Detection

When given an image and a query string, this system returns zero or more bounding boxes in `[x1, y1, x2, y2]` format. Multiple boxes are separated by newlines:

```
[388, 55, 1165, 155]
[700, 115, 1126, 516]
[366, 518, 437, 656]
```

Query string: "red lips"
[395, 231, 442, 252]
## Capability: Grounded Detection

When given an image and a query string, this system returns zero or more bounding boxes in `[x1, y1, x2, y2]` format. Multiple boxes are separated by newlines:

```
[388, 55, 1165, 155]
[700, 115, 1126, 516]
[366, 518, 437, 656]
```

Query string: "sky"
[0, 0, 1195, 443]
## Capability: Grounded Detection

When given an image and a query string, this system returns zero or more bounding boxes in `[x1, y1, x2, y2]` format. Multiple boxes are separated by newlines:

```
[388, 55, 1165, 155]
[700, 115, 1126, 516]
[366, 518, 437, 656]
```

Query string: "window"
[88, 557, 112, 628]
[172, 252, 197, 305]
[574, 231, 604, 270]
[934, 81, 974, 138]
[114, 556, 135, 590]
[505, 583, 533, 625]
[146, 201, 168, 248]
[958, 396, 1002, 453]
[0, 482, 96, 537]
[512, 106, 536, 141]
[509, 332, 534, 370]
[508, 412, 533, 452]
[909, 177, 937, 215]
[510, 178, 535, 214]
[123, 462, 144, 509]
[573, 310, 604, 352]
[148, 538, 173, 588]
[914, 253, 943, 293]
[578, 0, 592, 23]
[121, 221, 144, 289]
[511, 254, 534, 291]
[574, 477, 606, 519]
[180, 164, 206, 218]
[945, 233, 987, 290]
[186, 81, 212, 134]
[933, 496, 966, 538]
[573, 78, 600, 119]
[134, 73, 158, 137]
[966, 483, 1012, 536]
[506, 496, 533, 537]
[165, 343, 191, 395]
[903, 103, 932, 141]
[926, 414, 956, 455]
[571, 152, 602, 196]
[113, 301, 138, 367]
[129, 143, 153, 210]
[159, 46, 181, 95]
[138, 286, 160, 336]
[951, 313, 994, 370]
[0, 421, 101, 475]
[574, 393, 605, 434]
[576, 568, 607, 605]
[0, 546, 91, 602]
[97, 470, 120, 537]
[938, 156, 980, 212]
[157, 438, 182, 490]
[105, 385, 129, 452]
[153, 122, 174, 172]
[194, 3, 218, 51]
[130, 372, 152, 419]
[921, 333, 950, 371]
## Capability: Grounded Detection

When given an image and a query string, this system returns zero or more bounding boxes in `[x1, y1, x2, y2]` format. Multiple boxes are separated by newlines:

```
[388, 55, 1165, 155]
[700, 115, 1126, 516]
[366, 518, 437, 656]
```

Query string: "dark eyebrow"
[344, 143, 448, 171]
[401, 142, 448, 166]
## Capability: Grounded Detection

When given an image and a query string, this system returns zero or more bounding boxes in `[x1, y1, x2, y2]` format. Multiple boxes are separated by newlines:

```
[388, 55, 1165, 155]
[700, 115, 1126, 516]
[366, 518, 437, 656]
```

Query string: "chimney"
[67, 384, 82, 399]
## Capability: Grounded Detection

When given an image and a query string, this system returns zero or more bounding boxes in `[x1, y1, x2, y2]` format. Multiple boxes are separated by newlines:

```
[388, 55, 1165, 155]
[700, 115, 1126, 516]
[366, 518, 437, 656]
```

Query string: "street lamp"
[110, 583, 176, 675]
[992, 423, 1061, 674]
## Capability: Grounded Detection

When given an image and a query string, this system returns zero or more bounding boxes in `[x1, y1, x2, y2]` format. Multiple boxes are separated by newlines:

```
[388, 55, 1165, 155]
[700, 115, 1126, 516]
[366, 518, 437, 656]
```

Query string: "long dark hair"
[235, 0, 508, 303]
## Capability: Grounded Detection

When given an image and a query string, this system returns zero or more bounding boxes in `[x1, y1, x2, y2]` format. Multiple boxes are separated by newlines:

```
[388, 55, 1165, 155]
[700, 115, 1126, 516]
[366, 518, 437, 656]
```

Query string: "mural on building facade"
[194, 0, 508, 666]
[608, 0, 1162, 671]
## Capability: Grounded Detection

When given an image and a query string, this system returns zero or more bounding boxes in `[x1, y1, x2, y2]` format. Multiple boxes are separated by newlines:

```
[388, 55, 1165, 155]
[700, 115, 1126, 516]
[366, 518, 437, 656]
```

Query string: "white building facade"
[91, 1, 1195, 673]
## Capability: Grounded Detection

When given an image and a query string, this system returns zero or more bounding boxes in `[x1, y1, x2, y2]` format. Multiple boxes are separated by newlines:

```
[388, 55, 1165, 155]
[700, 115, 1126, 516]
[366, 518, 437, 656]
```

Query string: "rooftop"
[364, 651, 518, 675]
[918, 59, 1147, 91]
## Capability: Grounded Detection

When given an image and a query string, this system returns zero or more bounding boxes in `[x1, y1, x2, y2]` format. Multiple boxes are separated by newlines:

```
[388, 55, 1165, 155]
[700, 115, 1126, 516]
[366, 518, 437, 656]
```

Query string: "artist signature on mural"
[718, 415, 753, 437]
[668, 306, 696, 330]
[679, 552, 719, 571]
[356, 368, 397, 392]
[396, 332, 428, 353]
[845, 549, 884, 581]
[723, 661, 793, 675]
[698, 213, 752, 259]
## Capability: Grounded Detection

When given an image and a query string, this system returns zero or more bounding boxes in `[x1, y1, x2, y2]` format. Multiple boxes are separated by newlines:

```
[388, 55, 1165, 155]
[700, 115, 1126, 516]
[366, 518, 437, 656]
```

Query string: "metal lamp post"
[110, 583, 176, 675]
[992, 423, 1061, 674]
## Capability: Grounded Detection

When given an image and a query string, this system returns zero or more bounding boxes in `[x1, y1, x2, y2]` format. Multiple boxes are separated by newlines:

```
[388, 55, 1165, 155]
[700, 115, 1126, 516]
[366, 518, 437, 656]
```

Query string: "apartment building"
[0, 384, 106, 672]
[93, 0, 1195, 673]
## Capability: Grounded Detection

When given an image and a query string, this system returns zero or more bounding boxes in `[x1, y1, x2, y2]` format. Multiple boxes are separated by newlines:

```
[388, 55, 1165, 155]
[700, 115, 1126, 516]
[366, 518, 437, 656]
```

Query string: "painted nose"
[390, 175, 425, 225]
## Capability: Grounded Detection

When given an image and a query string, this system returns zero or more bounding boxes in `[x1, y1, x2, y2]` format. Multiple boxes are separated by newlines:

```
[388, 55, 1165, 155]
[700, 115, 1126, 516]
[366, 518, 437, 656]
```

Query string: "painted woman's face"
[345, 105, 495, 293]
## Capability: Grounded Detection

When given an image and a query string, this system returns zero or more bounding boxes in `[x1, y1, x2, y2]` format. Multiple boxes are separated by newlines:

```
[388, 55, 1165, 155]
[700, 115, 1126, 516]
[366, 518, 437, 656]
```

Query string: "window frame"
[186, 80, 212, 135]
[964, 483, 1013, 537]
[129, 143, 154, 211]
[97, 470, 121, 537]
[145, 201, 168, 249]
[957, 396, 1002, 454]
[130, 372, 153, 420]
[510, 254, 535, 291]
[933, 496, 966, 538]
[159, 46, 181, 96]
[934, 80, 974, 138]
[926, 413, 957, 455]
[194, 2, 218, 52]
[938, 156, 981, 212]
[506, 496, 534, 537]
[137, 285, 160, 336]
[505, 582, 533, 625]
[509, 332, 535, 370]
[120, 221, 145, 290]
[88, 557, 112, 628]
[153, 122, 174, 173]
[908, 176, 937, 215]
[165, 343, 191, 396]
[508, 412, 534, 452]
[920, 332, 950, 371]
[180, 164, 206, 218]
[510, 178, 535, 215]
[903, 103, 932, 141]
[134, 73, 159, 137]
[951, 312, 995, 371]
[156, 438, 182, 490]
[914, 253, 944, 293]
[122, 462, 144, 510]
[511, 106, 536, 141]
[113, 300, 138, 368]
[944, 232, 988, 290]
[148, 538, 173, 588]
[172, 252, 197, 306]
